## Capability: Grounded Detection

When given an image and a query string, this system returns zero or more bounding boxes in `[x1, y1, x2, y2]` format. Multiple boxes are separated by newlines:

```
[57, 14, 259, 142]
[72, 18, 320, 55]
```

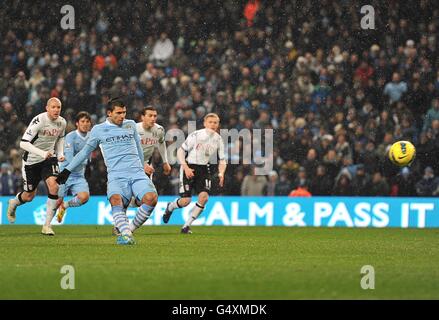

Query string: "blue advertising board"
[0, 196, 438, 228]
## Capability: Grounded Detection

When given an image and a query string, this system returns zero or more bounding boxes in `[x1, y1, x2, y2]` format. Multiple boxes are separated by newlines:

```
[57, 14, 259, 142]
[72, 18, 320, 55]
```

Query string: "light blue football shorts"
[58, 175, 90, 198]
[107, 172, 157, 206]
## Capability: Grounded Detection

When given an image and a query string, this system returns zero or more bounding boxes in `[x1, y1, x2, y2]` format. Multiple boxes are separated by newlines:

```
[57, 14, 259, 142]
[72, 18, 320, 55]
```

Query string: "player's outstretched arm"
[57, 142, 96, 184]
[57, 129, 99, 184]
[65, 142, 96, 172]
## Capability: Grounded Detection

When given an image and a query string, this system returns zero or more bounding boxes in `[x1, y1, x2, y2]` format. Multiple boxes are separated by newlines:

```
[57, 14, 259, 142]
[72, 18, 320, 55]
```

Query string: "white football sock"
[45, 197, 58, 226]
[10, 192, 25, 208]
[183, 202, 205, 228]
[168, 198, 183, 211]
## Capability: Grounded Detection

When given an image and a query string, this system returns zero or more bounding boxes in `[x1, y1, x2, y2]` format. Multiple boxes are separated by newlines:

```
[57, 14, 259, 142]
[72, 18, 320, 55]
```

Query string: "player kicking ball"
[7, 98, 66, 235]
[56, 112, 92, 223]
[162, 113, 227, 234]
[113, 105, 171, 236]
[56, 98, 158, 245]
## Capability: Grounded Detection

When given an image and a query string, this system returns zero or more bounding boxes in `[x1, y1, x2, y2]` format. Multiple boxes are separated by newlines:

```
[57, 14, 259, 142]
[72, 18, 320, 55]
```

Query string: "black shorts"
[179, 164, 212, 197]
[22, 158, 60, 192]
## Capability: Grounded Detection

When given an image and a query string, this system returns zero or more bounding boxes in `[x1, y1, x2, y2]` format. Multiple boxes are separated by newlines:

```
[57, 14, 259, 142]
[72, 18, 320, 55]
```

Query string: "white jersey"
[181, 129, 226, 165]
[21, 112, 66, 165]
[136, 122, 167, 163]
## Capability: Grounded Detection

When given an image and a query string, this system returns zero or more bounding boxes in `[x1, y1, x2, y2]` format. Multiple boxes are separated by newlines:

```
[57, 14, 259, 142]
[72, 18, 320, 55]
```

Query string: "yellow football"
[388, 140, 416, 167]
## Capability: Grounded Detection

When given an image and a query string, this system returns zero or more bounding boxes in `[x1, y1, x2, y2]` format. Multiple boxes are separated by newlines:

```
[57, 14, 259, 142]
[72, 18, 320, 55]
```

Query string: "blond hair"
[204, 113, 220, 121]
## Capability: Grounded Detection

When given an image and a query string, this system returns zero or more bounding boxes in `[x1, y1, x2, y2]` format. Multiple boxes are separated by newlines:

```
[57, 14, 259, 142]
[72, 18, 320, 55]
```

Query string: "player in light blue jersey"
[56, 98, 158, 245]
[55, 112, 92, 223]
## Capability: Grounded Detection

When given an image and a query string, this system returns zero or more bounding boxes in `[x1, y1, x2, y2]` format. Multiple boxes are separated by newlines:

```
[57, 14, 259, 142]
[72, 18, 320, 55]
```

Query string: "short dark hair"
[75, 111, 91, 123]
[107, 97, 126, 112]
[142, 106, 157, 115]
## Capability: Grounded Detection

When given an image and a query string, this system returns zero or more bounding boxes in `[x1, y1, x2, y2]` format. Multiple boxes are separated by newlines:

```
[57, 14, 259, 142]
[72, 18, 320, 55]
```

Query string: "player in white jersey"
[162, 113, 227, 234]
[137, 106, 171, 177]
[7, 97, 67, 235]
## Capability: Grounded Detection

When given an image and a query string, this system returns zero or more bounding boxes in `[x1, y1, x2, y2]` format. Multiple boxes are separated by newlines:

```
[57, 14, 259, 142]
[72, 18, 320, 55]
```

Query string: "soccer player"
[55, 111, 92, 223]
[137, 106, 171, 177]
[112, 106, 171, 235]
[162, 113, 227, 234]
[56, 98, 158, 245]
[7, 97, 66, 236]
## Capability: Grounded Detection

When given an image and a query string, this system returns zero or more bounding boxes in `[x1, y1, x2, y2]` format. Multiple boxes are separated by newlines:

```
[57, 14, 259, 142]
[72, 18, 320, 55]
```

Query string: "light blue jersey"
[60, 130, 90, 176]
[66, 119, 155, 203]
[59, 130, 90, 197]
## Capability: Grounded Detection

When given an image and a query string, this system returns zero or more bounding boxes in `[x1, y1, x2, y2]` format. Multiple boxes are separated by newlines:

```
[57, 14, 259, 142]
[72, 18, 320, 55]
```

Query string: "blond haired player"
[162, 113, 227, 234]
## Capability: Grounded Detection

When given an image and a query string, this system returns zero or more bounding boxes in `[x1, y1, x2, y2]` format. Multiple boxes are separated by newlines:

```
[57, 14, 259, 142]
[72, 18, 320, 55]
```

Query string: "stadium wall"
[0, 196, 438, 228]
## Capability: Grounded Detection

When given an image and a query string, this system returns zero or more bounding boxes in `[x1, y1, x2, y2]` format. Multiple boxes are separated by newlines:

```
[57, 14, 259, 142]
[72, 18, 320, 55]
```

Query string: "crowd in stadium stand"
[1, 0, 439, 196]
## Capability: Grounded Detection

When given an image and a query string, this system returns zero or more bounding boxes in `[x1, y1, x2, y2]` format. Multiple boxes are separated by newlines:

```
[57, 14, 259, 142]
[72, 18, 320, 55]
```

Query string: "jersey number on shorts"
[52, 164, 60, 175]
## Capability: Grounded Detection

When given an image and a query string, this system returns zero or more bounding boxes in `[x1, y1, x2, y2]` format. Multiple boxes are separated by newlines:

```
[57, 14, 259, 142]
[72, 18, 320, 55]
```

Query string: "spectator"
[227, 169, 245, 195]
[355, 61, 374, 88]
[332, 174, 354, 196]
[422, 98, 439, 132]
[292, 166, 310, 190]
[264, 170, 278, 196]
[302, 148, 319, 177]
[392, 167, 417, 196]
[289, 182, 312, 197]
[351, 164, 371, 196]
[151, 32, 174, 67]
[384, 72, 408, 104]
[0, 163, 19, 195]
[309, 165, 333, 195]
[415, 167, 439, 196]
[241, 167, 267, 196]
[275, 171, 292, 196]
[367, 172, 390, 196]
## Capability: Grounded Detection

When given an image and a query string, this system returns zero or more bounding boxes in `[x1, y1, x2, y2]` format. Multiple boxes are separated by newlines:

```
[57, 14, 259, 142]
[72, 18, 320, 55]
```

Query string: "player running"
[7, 97, 66, 235]
[138, 106, 171, 177]
[162, 113, 227, 234]
[56, 98, 158, 245]
[55, 111, 92, 223]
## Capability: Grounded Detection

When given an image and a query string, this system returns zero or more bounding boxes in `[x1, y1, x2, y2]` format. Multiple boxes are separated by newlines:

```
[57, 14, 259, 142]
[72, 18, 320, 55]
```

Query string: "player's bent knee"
[143, 192, 158, 206]
[179, 197, 192, 207]
[46, 178, 59, 194]
[23, 191, 36, 202]
[109, 195, 123, 206]
[78, 193, 90, 204]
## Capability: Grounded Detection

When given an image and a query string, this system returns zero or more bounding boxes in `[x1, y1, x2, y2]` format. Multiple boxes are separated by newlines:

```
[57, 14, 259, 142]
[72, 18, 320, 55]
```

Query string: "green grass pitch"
[1, 225, 438, 299]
